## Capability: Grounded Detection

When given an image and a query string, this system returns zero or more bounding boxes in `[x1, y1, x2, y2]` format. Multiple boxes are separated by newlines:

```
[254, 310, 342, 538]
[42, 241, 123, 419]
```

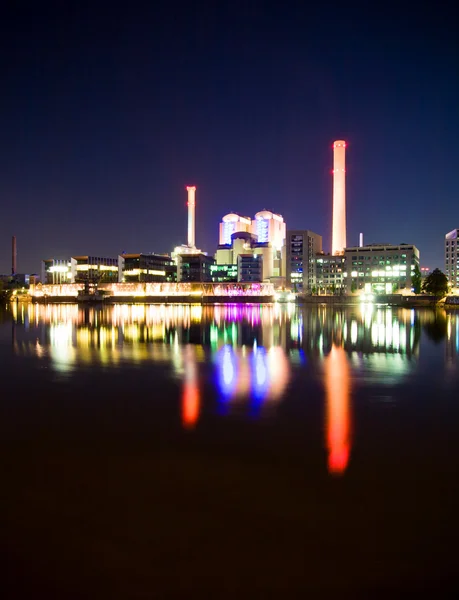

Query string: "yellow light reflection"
[324, 345, 352, 476]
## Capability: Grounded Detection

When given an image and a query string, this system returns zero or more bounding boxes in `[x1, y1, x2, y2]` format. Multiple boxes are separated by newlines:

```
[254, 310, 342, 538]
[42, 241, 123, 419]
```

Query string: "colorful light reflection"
[181, 345, 200, 429]
[324, 345, 352, 475]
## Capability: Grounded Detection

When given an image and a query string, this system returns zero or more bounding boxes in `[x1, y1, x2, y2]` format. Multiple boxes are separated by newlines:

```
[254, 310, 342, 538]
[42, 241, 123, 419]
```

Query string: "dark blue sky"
[1, 0, 457, 273]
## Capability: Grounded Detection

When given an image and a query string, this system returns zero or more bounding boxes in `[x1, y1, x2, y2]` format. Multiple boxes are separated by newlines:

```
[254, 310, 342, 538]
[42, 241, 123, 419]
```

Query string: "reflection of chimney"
[332, 141, 346, 255]
[325, 345, 352, 476]
[12, 235, 17, 275]
[186, 186, 196, 247]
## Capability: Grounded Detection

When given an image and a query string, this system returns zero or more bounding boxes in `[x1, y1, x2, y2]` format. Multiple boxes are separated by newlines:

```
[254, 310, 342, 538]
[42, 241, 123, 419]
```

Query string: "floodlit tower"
[332, 141, 346, 255]
[186, 185, 196, 247]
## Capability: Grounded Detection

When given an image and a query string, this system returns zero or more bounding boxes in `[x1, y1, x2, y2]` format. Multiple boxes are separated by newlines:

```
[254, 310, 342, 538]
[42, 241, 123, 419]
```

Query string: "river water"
[1, 303, 458, 598]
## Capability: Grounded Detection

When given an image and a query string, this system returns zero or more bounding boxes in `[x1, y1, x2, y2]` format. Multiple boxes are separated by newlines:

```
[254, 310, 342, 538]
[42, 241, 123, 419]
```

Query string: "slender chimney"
[186, 186, 196, 247]
[359, 232, 363, 247]
[12, 235, 17, 275]
[332, 141, 347, 255]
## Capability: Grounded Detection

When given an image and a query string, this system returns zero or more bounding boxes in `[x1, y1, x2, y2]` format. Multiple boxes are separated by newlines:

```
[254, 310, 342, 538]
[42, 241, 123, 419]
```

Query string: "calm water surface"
[1, 303, 458, 598]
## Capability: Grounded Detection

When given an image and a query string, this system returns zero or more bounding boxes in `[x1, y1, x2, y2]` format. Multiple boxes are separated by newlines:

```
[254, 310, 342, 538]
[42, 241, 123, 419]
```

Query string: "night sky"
[1, 0, 457, 274]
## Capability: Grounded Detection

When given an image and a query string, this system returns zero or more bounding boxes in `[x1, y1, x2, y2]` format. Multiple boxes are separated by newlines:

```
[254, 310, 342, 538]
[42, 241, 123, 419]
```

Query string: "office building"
[177, 253, 215, 283]
[210, 264, 238, 283]
[119, 253, 177, 283]
[71, 256, 119, 283]
[314, 255, 346, 295]
[237, 254, 263, 283]
[343, 244, 420, 294]
[286, 230, 323, 292]
[445, 229, 459, 289]
[42, 259, 72, 284]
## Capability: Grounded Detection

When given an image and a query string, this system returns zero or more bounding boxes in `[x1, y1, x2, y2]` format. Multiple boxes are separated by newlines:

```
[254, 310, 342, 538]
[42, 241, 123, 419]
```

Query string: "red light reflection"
[181, 346, 200, 429]
[324, 345, 352, 475]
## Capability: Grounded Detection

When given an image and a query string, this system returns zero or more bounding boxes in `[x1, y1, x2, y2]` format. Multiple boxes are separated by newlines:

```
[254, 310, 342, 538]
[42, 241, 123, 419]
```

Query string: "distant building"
[71, 256, 119, 283]
[237, 254, 263, 283]
[343, 243, 420, 294]
[219, 213, 252, 245]
[286, 230, 323, 292]
[210, 264, 238, 283]
[42, 259, 72, 284]
[314, 255, 346, 295]
[119, 253, 176, 283]
[445, 229, 459, 288]
[215, 209, 287, 285]
[177, 253, 215, 283]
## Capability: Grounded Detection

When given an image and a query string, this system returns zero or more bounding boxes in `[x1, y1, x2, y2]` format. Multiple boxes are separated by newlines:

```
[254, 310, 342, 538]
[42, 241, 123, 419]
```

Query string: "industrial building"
[332, 141, 347, 256]
[219, 213, 252, 245]
[215, 210, 286, 284]
[445, 229, 459, 289]
[286, 230, 323, 292]
[343, 244, 420, 294]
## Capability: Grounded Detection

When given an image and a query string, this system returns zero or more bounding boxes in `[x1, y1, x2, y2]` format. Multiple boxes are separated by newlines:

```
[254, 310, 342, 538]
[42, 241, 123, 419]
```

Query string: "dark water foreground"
[1, 303, 458, 598]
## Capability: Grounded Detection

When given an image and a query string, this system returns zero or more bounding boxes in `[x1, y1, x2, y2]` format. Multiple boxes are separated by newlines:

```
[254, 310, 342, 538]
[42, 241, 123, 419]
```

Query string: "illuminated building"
[71, 256, 119, 283]
[286, 230, 322, 292]
[177, 253, 215, 283]
[445, 229, 459, 289]
[237, 254, 263, 283]
[187, 185, 196, 247]
[252, 210, 286, 249]
[343, 243, 420, 295]
[41, 258, 72, 284]
[172, 186, 210, 270]
[119, 253, 177, 283]
[332, 140, 347, 255]
[314, 255, 346, 295]
[219, 213, 252, 245]
[210, 264, 238, 283]
[215, 210, 287, 284]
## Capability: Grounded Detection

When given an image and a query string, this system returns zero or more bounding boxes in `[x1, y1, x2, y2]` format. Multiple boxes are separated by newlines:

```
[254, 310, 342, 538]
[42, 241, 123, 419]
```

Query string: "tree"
[0, 280, 12, 303]
[411, 264, 422, 294]
[422, 268, 449, 298]
[423, 310, 448, 344]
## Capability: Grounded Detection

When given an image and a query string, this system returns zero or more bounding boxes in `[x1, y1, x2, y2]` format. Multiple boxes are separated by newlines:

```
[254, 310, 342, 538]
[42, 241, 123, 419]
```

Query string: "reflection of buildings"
[182, 345, 201, 429]
[446, 312, 459, 366]
[287, 305, 420, 360]
[324, 345, 351, 475]
[214, 344, 290, 413]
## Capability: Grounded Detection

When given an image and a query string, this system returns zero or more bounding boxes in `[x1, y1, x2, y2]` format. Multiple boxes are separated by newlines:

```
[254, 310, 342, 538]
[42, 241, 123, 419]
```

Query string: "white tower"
[332, 141, 346, 255]
[186, 185, 196, 248]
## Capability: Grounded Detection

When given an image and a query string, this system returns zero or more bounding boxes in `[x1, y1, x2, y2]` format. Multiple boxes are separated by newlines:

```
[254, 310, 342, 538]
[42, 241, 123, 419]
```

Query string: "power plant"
[332, 140, 347, 256]
[186, 185, 196, 248]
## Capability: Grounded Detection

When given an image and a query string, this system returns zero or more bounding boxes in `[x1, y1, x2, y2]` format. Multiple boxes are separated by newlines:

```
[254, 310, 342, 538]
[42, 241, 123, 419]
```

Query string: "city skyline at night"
[1, 1, 457, 274]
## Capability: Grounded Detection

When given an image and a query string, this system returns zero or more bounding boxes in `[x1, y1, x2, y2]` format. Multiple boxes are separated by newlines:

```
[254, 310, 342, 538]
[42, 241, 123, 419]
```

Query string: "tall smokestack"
[186, 185, 196, 247]
[12, 235, 17, 275]
[332, 141, 347, 255]
[359, 232, 363, 247]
